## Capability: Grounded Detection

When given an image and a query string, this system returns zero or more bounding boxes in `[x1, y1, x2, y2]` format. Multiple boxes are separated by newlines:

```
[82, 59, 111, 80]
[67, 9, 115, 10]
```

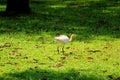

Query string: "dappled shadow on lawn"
[0, 68, 107, 80]
[0, 0, 120, 40]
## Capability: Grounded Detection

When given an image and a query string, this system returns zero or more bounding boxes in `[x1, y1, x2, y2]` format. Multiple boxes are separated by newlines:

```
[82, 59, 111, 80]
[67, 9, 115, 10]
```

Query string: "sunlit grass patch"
[0, 32, 120, 79]
[0, 5, 6, 11]
[49, 4, 67, 9]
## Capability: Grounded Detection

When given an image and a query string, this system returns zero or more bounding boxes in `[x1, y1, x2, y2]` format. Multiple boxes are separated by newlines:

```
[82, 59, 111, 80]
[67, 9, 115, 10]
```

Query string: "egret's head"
[69, 34, 77, 41]
[71, 34, 77, 38]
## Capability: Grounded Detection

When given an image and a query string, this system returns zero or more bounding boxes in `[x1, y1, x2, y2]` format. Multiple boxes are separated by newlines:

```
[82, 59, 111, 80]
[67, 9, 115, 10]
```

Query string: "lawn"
[0, 0, 120, 80]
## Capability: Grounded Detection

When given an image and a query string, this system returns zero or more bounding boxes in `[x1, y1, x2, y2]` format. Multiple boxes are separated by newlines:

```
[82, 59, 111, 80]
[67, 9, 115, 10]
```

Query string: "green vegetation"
[0, 0, 120, 80]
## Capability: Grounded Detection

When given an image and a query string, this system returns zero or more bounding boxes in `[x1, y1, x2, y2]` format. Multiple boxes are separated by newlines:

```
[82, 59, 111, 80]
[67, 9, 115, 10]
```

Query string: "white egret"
[55, 34, 76, 53]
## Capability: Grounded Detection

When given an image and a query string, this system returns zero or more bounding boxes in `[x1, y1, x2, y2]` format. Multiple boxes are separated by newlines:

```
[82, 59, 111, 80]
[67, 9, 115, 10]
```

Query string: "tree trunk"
[6, 0, 30, 15]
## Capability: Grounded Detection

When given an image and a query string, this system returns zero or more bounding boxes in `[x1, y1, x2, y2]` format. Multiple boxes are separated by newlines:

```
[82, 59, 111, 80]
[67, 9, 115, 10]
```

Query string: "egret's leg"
[62, 45, 65, 53]
[57, 46, 59, 54]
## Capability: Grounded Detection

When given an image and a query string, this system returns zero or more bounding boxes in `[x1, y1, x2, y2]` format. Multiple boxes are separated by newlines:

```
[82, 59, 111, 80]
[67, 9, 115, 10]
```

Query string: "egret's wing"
[55, 35, 69, 43]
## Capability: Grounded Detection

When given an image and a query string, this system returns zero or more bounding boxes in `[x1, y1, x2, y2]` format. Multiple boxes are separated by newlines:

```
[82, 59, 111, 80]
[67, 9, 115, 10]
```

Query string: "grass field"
[0, 0, 120, 80]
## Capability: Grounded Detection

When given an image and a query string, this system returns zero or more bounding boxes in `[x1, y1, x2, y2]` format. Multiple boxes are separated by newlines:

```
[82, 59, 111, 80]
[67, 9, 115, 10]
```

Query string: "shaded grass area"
[0, 0, 120, 39]
[0, 68, 108, 80]
[0, 0, 120, 80]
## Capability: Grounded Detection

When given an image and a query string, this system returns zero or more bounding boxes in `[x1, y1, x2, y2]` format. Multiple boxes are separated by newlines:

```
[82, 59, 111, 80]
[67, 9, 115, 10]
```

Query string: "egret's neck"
[69, 35, 73, 41]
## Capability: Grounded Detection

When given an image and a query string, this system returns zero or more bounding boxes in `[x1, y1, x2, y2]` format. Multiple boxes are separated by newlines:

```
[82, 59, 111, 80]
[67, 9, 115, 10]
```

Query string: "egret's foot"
[69, 52, 73, 54]
[57, 50, 59, 54]
[61, 50, 65, 54]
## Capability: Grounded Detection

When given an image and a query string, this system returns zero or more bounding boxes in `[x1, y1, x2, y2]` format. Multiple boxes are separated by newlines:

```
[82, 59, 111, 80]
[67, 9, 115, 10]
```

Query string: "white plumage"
[54, 34, 76, 53]
[55, 35, 70, 44]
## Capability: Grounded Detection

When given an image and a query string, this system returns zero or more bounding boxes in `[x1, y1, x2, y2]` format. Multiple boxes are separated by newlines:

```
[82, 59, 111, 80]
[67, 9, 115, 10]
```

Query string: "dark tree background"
[6, 0, 30, 14]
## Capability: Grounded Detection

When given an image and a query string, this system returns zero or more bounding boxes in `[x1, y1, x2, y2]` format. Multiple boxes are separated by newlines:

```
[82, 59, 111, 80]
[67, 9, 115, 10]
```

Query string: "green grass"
[0, 0, 120, 80]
